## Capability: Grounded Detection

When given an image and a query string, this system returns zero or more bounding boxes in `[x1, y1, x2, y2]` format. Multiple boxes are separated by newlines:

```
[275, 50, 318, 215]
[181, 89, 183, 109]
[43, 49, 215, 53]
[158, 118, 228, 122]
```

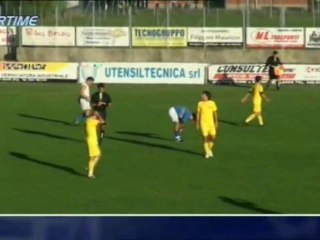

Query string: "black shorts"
[269, 68, 279, 80]
[97, 111, 107, 120]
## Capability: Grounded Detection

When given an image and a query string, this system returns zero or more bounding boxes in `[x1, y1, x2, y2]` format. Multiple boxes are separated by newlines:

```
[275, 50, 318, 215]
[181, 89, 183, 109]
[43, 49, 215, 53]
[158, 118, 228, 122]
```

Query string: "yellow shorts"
[253, 102, 262, 113]
[87, 140, 101, 157]
[200, 125, 216, 137]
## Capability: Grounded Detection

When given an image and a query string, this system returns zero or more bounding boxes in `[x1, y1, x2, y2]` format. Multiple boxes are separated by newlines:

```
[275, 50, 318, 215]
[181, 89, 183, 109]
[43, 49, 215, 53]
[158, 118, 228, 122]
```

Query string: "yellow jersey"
[250, 83, 264, 103]
[197, 100, 218, 127]
[86, 118, 99, 143]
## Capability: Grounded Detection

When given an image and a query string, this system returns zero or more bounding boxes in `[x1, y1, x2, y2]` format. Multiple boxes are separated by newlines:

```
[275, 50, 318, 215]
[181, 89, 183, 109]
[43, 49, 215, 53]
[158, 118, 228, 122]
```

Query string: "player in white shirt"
[75, 77, 95, 124]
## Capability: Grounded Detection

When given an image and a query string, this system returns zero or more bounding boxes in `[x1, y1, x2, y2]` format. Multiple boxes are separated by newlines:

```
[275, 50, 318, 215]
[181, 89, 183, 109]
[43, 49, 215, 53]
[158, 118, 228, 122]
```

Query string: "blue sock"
[174, 131, 181, 139]
[75, 114, 86, 123]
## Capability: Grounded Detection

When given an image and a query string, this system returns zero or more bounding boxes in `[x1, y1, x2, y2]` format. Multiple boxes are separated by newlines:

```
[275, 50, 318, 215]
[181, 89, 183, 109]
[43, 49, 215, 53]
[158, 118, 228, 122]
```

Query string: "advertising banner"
[0, 61, 78, 80]
[132, 27, 187, 47]
[22, 27, 75, 46]
[305, 28, 320, 48]
[187, 27, 243, 46]
[76, 27, 129, 47]
[208, 64, 320, 84]
[79, 62, 207, 84]
[246, 28, 304, 48]
[0, 27, 16, 46]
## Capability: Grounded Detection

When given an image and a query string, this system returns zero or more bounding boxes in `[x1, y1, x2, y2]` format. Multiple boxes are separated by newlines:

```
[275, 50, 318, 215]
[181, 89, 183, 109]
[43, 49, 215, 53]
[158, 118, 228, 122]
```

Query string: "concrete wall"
[0, 46, 318, 64]
[12, 47, 320, 64]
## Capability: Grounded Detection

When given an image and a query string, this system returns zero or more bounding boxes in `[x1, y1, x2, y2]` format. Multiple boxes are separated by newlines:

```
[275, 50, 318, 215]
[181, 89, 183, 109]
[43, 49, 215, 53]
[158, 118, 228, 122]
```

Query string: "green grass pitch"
[1, 82, 319, 214]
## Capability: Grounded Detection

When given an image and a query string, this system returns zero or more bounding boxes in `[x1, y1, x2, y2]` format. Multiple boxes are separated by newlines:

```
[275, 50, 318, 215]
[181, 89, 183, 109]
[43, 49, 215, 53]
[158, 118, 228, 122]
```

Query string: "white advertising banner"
[187, 27, 243, 46]
[0, 61, 78, 80]
[79, 62, 207, 84]
[208, 64, 320, 83]
[246, 28, 304, 48]
[76, 27, 129, 47]
[22, 27, 75, 46]
[305, 28, 320, 48]
[0, 27, 16, 46]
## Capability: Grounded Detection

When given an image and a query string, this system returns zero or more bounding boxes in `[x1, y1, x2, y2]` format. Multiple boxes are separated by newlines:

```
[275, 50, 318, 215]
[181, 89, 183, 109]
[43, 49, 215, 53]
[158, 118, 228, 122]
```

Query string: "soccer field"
[1, 82, 319, 214]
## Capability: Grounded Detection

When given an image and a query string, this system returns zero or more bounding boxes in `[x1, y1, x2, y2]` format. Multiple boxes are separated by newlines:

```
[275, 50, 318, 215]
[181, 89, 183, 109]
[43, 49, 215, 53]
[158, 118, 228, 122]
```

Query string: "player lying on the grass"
[168, 106, 196, 142]
[86, 109, 105, 179]
[241, 75, 270, 126]
[196, 91, 218, 159]
[75, 76, 95, 124]
[91, 83, 112, 145]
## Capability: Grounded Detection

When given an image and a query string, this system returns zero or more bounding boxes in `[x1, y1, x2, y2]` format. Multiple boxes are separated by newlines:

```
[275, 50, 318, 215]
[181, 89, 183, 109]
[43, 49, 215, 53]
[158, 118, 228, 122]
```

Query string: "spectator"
[7, 28, 17, 61]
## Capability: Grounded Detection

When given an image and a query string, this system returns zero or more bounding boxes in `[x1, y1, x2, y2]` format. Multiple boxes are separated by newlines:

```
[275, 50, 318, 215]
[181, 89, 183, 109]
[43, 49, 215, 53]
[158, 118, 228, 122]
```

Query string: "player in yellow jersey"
[196, 91, 218, 159]
[241, 76, 270, 126]
[85, 110, 104, 178]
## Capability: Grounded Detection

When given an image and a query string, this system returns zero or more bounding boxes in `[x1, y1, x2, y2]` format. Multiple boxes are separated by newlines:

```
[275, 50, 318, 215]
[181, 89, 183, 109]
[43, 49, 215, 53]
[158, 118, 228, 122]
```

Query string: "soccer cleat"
[209, 151, 214, 158]
[174, 136, 182, 142]
[205, 153, 210, 159]
[88, 175, 96, 179]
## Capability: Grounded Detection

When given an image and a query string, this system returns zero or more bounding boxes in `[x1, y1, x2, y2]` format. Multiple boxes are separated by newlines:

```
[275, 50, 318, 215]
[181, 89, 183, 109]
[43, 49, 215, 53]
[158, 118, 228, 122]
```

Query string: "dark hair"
[86, 76, 94, 81]
[273, 50, 278, 55]
[98, 83, 105, 88]
[202, 91, 212, 99]
[255, 75, 262, 82]
[191, 112, 197, 121]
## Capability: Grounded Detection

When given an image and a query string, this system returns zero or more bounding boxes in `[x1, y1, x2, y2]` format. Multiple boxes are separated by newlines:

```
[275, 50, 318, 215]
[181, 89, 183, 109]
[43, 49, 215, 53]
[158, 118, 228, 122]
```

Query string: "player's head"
[272, 50, 278, 56]
[255, 75, 262, 83]
[201, 91, 212, 101]
[97, 83, 105, 92]
[86, 76, 94, 85]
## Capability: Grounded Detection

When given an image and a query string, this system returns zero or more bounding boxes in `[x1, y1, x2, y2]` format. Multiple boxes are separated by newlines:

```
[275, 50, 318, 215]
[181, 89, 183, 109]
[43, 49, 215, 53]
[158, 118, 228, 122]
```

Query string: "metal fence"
[1, 0, 320, 27]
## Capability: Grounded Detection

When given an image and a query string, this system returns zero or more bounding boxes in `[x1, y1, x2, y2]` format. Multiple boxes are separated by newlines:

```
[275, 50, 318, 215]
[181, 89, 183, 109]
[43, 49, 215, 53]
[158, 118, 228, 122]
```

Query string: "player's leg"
[178, 123, 184, 141]
[75, 112, 86, 124]
[76, 101, 91, 124]
[90, 155, 101, 178]
[254, 103, 264, 126]
[245, 112, 257, 124]
[257, 113, 264, 126]
[275, 78, 280, 90]
[98, 111, 107, 145]
[87, 142, 101, 178]
[266, 78, 272, 89]
[207, 128, 216, 157]
[168, 107, 181, 141]
[201, 127, 211, 158]
[245, 102, 260, 124]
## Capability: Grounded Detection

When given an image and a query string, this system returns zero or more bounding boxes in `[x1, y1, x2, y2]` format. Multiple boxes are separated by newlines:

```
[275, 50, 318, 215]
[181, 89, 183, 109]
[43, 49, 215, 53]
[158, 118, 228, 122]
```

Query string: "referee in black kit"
[91, 83, 112, 145]
[265, 50, 283, 90]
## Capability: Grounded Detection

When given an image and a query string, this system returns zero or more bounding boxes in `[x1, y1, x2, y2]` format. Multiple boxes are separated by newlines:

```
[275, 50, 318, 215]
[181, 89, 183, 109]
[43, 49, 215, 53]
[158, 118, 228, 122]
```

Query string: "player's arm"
[107, 94, 112, 107]
[196, 105, 200, 130]
[241, 93, 250, 103]
[93, 111, 105, 124]
[261, 93, 270, 102]
[260, 86, 270, 102]
[91, 93, 99, 107]
[213, 111, 218, 130]
[80, 86, 90, 102]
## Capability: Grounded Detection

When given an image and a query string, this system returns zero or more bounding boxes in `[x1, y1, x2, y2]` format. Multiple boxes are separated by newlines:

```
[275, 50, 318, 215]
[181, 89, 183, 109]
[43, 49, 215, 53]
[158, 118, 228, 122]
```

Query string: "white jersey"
[80, 82, 91, 111]
[82, 82, 90, 98]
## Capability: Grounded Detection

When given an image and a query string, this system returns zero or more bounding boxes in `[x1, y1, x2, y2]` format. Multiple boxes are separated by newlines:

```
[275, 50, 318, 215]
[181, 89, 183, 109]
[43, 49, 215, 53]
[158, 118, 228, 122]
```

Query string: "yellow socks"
[245, 114, 256, 123]
[204, 142, 210, 155]
[208, 142, 214, 152]
[88, 157, 100, 177]
[257, 115, 264, 126]
[88, 159, 95, 177]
